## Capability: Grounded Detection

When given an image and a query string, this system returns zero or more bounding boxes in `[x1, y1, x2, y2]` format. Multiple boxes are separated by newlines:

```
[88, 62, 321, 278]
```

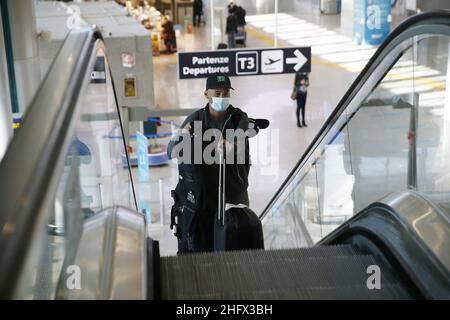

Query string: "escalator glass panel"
[12, 44, 135, 299]
[263, 33, 450, 250]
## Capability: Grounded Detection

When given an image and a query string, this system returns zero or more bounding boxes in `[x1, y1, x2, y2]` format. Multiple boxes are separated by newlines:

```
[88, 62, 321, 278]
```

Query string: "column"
[7, 0, 41, 114]
[0, 6, 12, 161]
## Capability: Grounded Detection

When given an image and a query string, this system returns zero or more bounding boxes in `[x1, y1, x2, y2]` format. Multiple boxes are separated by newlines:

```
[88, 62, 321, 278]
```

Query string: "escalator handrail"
[0, 28, 101, 298]
[260, 10, 450, 219]
[317, 190, 450, 298]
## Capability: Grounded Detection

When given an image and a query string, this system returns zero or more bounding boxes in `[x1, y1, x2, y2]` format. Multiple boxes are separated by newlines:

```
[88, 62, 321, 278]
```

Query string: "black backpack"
[170, 109, 219, 254]
[170, 110, 207, 254]
[170, 162, 206, 253]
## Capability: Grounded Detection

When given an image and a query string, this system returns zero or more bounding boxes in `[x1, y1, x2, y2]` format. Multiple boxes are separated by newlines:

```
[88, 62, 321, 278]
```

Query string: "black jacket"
[235, 6, 246, 26]
[167, 105, 250, 206]
[194, 0, 203, 12]
[226, 14, 238, 34]
[228, 4, 246, 26]
[294, 72, 309, 92]
[162, 20, 175, 42]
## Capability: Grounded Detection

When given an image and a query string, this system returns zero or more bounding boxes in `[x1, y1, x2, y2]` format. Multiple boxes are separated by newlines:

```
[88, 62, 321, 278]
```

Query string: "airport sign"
[178, 47, 311, 79]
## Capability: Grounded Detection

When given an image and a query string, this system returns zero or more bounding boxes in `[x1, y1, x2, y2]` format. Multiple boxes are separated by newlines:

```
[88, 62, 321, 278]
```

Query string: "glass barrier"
[262, 33, 450, 250]
[414, 35, 450, 213]
[13, 42, 136, 299]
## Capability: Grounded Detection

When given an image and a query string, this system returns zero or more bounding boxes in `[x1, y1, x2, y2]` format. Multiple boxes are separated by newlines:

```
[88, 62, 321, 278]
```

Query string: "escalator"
[157, 190, 449, 299]
[160, 245, 414, 299]
[0, 11, 450, 300]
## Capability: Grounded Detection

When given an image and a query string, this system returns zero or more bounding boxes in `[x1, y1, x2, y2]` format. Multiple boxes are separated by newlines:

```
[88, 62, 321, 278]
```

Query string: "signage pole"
[274, 0, 278, 48]
[159, 178, 165, 226]
[210, 0, 215, 50]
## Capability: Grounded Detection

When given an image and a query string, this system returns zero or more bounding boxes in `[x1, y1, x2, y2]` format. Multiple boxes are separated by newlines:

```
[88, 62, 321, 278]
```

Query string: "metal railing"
[0, 28, 137, 298]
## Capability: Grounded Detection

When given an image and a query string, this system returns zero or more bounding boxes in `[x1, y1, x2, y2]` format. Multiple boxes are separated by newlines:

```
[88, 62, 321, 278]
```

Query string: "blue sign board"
[136, 131, 151, 222]
[354, 0, 391, 46]
[136, 131, 149, 182]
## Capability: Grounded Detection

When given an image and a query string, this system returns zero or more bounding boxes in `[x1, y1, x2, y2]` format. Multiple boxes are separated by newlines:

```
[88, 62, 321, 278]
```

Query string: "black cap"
[206, 74, 234, 90]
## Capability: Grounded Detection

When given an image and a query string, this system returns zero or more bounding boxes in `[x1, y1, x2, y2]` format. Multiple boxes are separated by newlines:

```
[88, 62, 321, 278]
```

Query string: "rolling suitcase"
[214, 142, 264, 251]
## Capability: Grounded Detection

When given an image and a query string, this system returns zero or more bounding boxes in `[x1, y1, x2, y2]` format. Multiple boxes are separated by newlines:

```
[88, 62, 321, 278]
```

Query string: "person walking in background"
[229, 1, 246, 47]
[193, 0, 203, 27]
[161, 15, 177, 54]
[228, 0, 245, 25]
[226, 11, 238, 48]
[293, 72, 310, 128]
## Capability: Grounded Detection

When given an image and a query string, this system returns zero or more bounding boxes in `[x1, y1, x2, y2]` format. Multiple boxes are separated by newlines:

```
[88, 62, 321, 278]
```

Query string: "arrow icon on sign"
[286, 49, 307, 72]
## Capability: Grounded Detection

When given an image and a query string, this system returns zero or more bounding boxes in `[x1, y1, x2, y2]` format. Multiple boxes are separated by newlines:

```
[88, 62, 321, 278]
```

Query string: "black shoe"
[297, 123, 303, 128]
[302, 122, 308, 127]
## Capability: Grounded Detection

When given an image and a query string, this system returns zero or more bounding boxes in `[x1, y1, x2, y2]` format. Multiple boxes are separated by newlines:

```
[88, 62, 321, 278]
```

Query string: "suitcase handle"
[218, 141, 226, 226]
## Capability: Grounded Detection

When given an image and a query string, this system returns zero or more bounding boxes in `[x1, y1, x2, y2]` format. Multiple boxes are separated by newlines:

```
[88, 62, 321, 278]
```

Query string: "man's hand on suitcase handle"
[179, 122, 193, 136]
[218, 138, 234, 155]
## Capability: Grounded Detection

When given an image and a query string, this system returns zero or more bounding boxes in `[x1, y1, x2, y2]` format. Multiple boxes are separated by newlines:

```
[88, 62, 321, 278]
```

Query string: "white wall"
[8, 0, 41, 114]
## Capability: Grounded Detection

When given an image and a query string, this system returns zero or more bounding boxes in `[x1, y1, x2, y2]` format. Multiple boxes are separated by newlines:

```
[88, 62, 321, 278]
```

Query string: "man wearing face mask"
[168, 74, 251, 253]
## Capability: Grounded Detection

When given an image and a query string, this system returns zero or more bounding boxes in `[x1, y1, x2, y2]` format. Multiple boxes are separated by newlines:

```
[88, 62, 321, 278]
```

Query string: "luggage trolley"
[235, 26, 247, 47]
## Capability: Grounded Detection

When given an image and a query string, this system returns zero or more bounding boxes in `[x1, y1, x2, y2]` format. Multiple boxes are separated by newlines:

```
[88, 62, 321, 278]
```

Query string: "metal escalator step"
[161, 245, 355, 298]
[175, 283, 411, 300]
[163, 244, 359, 266]
[162, 255, 391, 298]
[160, 246, 412, 300]
[33, 262, 56, 300]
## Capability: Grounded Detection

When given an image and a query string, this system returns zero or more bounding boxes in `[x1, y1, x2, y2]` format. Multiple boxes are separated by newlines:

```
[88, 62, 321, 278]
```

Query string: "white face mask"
[211, 97, 230, 112]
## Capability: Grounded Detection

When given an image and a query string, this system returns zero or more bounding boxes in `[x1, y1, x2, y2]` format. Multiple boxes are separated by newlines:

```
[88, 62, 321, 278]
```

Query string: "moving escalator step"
[159, 245, 412, 300]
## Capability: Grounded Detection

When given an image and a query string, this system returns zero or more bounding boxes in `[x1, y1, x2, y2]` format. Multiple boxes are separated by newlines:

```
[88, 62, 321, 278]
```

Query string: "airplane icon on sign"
[264, 58, 281, 65]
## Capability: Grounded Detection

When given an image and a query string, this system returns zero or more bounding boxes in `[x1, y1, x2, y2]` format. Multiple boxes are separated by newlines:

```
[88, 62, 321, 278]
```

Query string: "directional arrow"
[286, 49, 307, 72]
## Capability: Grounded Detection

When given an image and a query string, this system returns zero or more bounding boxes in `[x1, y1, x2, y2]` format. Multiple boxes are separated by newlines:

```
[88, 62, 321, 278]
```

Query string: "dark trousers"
[296, 91, 307, 125]
[228, 32, 236, 48]
[194, 12, 202, 26]
[164, 38, 176, 53]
